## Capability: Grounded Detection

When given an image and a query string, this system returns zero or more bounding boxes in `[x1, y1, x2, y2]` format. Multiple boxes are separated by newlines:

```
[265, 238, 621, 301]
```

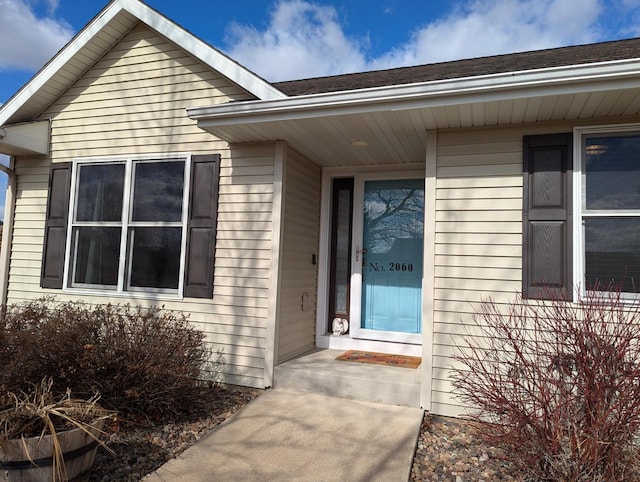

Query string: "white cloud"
[0, 0, 73, 71]
[225, 0, 640, 81]
[369, 0, 603, 69]
[44, 0, 60, 16]
[224, 0, 368, 81]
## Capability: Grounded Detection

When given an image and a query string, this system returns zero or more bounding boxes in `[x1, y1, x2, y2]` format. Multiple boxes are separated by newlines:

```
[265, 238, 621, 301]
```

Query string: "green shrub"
[0, 298, 212, 421]
[451, 288, 640, 481]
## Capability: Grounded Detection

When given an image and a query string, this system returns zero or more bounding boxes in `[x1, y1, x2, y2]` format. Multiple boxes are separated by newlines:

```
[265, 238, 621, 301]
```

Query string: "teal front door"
[351, 175, 424, 343]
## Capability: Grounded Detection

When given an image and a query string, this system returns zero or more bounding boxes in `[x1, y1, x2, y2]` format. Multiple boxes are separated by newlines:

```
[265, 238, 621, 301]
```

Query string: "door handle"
[355, 245, 367, 262]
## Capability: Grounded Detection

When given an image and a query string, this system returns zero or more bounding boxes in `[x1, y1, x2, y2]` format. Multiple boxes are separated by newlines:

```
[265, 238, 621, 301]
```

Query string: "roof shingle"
[273, 37, 640, 96]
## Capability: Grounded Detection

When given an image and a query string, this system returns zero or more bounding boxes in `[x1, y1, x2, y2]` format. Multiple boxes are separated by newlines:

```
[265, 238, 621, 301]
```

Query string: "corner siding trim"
[264, 141, 287, 386]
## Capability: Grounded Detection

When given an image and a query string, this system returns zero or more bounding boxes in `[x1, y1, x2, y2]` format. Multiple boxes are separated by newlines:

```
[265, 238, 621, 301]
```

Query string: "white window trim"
[64, 153, 192, 300]
[573, 123, 640, 301]
[68, 160, 126, 292]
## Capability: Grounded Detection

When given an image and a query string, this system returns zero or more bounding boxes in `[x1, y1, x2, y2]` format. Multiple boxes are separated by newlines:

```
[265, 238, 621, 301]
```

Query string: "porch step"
[273, 348, 422, 408]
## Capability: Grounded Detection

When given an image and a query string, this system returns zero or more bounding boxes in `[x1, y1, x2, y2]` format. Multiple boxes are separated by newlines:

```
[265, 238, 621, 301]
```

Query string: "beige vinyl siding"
[276, 147, 322, 362]
[6, 23, 274, 389]
[430, 124, 571, 417]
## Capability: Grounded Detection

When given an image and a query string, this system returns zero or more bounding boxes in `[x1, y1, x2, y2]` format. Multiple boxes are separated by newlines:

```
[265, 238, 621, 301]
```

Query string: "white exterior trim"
[572, 122, 640, 301]
[0, 0, 285, 127]
[420, 129, 437, 411]
[189, 58, 640, 127]
[0, 157, 16, 307]
[265, 141, 287, 387]
[315, 167, 342, 347]
[316, 164, 426, 357]
[122, 0, 284, 101]
[349, 170, 425, 345]
[0, 1, 127, 126]
[0, 121, 50, 156]
[63, 152, 191, 300]
[316, 334, 422, 357]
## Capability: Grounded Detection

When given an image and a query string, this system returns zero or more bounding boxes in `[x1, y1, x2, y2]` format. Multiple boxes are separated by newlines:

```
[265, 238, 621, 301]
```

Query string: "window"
[578, 129, 640, 294]
[68, 157, 188, 294]
[40, 153, 219, 298]
[523, 129, 640, 300]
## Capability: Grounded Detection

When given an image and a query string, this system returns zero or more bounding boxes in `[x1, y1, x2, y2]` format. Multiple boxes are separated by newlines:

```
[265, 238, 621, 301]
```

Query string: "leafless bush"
[0, 298, 212, 422]
[452, 287, 640, 481]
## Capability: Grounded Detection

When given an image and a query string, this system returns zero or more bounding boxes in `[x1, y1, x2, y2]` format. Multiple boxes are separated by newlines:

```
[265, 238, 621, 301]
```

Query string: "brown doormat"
[336, 350, 421, 369]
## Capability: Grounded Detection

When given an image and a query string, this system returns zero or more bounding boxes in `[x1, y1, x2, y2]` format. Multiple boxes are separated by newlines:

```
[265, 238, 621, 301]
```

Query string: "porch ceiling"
[190, 67, 640, 167]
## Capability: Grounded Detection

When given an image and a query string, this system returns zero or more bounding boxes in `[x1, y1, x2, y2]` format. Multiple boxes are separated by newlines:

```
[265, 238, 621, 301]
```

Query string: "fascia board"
[0, 0, 285, 127]
[0, 0, 123, 127]
[188, 58, 640, 126]
[123, 0, 286, 101]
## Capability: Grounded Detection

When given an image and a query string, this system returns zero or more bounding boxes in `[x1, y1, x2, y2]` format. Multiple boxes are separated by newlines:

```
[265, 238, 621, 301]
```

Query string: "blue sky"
[1, 0, 640, 218]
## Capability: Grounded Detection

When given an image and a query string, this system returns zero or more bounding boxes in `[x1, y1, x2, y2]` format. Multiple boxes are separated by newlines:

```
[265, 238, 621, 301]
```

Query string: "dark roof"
[273, 37, 640, 96]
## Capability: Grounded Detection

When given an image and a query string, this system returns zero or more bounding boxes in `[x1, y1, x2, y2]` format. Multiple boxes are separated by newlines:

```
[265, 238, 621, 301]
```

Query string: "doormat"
[335, 350, 421, 369]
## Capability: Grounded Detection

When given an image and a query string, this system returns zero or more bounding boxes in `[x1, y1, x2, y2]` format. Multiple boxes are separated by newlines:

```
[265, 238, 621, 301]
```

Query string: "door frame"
[315, 164, 426, 356]
[349, 170, 425, 344]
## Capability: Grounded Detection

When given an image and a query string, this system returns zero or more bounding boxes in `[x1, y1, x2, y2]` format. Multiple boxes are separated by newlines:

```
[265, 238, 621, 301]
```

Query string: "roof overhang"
[188, 59, 640, 166]
[0, 121, 50, 156]
[0, 0, 285, 127]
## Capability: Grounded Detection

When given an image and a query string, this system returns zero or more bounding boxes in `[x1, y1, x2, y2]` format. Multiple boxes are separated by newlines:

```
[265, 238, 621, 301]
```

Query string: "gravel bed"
[410, 414, 523, 482]
[89, 389, 522, 481]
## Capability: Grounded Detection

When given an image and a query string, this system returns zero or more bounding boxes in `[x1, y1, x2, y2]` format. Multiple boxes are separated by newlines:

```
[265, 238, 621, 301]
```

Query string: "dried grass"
[0, 378, 115, 482]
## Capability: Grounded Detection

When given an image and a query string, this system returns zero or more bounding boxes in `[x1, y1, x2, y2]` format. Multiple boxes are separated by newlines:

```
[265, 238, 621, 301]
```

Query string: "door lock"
[355, 245, 367, 262]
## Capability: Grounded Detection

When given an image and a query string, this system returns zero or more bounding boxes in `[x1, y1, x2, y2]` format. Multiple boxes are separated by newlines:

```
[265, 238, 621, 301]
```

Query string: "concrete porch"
[273, 348, 422, 408]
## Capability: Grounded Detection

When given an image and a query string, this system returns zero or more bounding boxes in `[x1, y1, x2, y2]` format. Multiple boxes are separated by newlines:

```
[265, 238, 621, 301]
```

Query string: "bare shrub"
[0, 298, 212, 421]
[451, 288, 640, 481]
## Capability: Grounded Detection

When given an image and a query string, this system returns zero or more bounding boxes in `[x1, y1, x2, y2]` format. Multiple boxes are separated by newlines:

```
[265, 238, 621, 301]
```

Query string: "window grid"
[576, 126, 640, 297]
[66, 155, 191, 296]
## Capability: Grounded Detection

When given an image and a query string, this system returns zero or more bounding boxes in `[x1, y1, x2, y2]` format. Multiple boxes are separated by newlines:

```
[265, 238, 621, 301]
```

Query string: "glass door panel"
[328, 178, 353, 330]
[350, 174, 424, 343]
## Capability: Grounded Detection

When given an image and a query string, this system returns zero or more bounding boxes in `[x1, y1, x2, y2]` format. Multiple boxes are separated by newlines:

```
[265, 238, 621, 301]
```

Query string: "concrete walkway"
[144, 388, 423, 481]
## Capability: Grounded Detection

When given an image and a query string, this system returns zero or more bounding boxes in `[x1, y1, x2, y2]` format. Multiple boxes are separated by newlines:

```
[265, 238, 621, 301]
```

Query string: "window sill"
[62, 287, 184, 302]
[575, 289, 640, 305]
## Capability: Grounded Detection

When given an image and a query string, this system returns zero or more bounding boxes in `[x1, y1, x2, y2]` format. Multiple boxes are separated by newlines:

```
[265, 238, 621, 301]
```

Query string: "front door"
[350, 173, 425, 344]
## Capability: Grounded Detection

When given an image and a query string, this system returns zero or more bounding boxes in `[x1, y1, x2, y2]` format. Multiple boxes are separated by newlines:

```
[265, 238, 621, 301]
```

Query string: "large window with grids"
[577, 127, 640, 294]
[40, 153, 220, 299]
[68, 157, 188, 294]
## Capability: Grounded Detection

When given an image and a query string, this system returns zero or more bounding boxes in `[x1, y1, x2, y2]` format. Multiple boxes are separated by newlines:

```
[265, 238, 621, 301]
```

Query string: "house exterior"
[1, 0, 639, 417]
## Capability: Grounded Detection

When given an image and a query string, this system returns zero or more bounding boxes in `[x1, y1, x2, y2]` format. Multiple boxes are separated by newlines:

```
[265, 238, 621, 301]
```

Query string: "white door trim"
[350, 170, 424, 344]
[315, 164, 426, 356]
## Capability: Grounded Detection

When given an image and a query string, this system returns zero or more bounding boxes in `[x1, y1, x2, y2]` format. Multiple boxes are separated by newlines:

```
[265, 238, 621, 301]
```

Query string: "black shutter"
[522, 133, 572, 300]
[40, 162, 72, 289]
[184, 154, 220, 299]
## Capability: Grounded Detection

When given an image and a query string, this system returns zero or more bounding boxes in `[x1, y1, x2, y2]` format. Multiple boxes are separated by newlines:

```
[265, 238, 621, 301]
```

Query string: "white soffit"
[187, 59, 640, 166]
[0, 0, 285, 127]
[0, 121, 50, 156]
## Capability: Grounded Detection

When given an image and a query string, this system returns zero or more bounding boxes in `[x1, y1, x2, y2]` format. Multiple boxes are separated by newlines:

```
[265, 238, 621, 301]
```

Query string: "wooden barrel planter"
[0, 420, 104, 482]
